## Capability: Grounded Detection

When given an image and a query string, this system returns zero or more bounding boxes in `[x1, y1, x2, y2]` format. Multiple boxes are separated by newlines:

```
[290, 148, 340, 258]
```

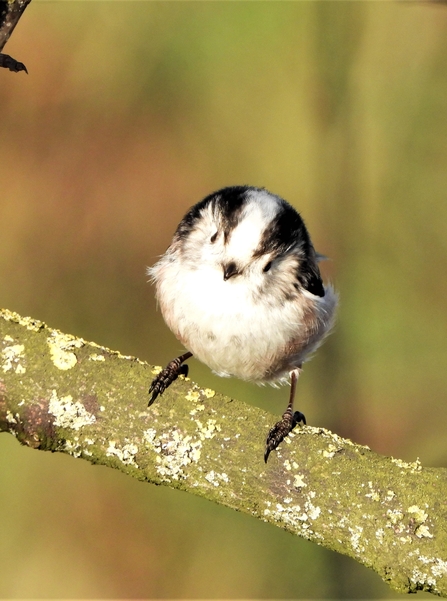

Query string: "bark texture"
[1, 308, 447, 596]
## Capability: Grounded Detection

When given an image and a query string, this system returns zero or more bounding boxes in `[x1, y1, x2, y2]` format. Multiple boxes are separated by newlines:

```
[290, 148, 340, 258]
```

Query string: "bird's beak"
[223, 261, 240, 281]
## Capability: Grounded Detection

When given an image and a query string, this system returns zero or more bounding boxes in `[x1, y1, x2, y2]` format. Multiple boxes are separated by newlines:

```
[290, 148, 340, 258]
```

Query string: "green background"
[1, 1, 446, 597]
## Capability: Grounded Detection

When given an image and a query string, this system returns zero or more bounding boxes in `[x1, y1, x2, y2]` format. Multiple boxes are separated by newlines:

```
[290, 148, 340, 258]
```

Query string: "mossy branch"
[1, 308, 447, 596]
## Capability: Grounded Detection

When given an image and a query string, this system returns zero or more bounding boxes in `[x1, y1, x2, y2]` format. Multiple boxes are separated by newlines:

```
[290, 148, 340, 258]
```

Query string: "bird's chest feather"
[156, 261, 309, 380]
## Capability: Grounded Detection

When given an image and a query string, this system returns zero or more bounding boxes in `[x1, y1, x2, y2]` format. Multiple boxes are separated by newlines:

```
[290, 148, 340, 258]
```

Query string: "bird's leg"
[264, 369, 306, 463]
[148, 351, 193, 406]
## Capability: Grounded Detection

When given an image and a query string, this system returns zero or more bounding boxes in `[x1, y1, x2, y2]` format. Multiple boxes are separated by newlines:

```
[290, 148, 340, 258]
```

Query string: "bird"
[148, 186, 337, 462]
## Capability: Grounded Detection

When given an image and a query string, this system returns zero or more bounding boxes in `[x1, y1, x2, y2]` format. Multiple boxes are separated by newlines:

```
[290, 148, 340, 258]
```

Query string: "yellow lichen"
[202, 388, 216, 399]
[0, 309, 44, 332]
[185, 388, 201, 402]
[47, 331, 84, 370]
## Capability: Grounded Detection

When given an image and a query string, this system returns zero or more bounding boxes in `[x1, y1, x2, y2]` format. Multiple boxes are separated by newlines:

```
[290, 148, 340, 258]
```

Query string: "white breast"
[153, 256, 337, 383]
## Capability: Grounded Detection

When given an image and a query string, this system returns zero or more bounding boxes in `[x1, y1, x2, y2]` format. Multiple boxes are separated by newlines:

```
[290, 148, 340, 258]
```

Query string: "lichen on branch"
[1, 307, 447, 597]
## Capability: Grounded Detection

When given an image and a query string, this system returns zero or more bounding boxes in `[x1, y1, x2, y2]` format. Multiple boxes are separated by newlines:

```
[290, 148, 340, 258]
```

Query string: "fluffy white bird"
[148, 186, 337, 462]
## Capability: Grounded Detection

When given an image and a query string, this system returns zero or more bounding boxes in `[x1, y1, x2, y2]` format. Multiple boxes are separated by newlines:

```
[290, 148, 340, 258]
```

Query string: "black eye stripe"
[173, 185, 325, 298]
[174, 186, 250, 243]
[251, 199, 325, 297]
[253, 201, 305, 258]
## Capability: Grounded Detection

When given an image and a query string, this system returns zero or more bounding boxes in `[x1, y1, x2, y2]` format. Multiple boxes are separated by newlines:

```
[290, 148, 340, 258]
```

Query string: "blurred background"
[1, 0, 446, 597]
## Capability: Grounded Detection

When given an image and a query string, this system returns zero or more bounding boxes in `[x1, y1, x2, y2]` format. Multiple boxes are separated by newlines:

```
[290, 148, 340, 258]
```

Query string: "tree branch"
[0, 0, 31, 72]
[1, 307, 447, 596]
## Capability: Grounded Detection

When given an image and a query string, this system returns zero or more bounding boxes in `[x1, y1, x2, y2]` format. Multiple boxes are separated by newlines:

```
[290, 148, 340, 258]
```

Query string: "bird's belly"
[158, 267, 315, 382]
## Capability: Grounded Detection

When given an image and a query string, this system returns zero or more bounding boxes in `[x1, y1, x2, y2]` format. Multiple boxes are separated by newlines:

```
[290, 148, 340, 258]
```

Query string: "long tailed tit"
[148, 186, 337, 462]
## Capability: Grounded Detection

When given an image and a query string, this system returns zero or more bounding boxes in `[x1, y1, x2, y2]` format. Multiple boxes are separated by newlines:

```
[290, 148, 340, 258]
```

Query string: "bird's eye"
[263, 261, 272, 273]
[210, 232, 218, 243]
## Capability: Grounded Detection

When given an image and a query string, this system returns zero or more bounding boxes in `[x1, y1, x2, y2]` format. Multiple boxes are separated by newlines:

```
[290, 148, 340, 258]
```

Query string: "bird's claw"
[148, 361, 189, 406]
[264, 410, 306, 463]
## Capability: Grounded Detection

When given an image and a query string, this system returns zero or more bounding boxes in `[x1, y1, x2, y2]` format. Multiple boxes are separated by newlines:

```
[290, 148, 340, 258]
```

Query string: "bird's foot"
[148, 355, 191, 406]
[264, 409, 306, 463]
